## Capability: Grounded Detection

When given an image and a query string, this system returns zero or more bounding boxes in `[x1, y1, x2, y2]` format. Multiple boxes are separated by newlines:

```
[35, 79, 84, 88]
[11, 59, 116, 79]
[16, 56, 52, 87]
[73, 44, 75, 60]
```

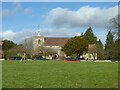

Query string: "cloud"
[46, 6, 118, 28]
[1, 28, 76, 44]
[2, 3, 33, 16]
[1, 27, 108, 45]
[24, 8, 32, 14]
[2, 10, 13, 17]
[40, 28, 75, 37]
[1, 30, 33, 44]
[2, 3, 22, 17]
[14, 3, 22, 11]
[76, 32, 81, 36]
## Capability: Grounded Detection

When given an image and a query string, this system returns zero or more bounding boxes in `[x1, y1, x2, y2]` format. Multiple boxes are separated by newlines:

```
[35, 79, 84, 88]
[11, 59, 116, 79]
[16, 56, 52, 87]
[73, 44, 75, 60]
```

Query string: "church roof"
[43, 37, 72, 46]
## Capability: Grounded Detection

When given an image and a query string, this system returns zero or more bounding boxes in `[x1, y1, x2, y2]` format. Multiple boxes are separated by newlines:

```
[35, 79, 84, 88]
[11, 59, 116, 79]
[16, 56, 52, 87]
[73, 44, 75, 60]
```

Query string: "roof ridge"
[45, 37, 72, 38]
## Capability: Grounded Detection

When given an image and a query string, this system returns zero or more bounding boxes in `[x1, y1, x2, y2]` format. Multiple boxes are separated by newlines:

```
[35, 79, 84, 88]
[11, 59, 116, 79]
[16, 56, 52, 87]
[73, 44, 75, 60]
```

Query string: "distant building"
[33, 35, 71, 59]
[0, 42, 4, 59]
[33, 32, 97, 60]
[81, 44, 97, 60]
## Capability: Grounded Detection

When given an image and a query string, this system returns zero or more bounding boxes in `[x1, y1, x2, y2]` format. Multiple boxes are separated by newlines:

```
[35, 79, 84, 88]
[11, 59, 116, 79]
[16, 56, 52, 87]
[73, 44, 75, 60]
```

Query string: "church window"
[38, 40, 41, 46]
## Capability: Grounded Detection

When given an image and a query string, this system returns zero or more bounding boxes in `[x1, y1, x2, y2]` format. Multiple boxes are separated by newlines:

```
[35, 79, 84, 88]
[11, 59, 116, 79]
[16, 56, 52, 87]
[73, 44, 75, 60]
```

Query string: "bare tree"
[21, 37, 33, 58]
[22, 37, 33, 50]
[109, 15, 120, 61]
[109, 15, 120, 38]
[6, 45, 30, 59]
[33, 46, 57, 59]
[110, 15, 120, 29]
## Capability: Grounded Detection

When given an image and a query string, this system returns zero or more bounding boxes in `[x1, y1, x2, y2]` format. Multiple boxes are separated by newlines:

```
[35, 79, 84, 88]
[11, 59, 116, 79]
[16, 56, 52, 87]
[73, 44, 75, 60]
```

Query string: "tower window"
[38, 40, 41, 46]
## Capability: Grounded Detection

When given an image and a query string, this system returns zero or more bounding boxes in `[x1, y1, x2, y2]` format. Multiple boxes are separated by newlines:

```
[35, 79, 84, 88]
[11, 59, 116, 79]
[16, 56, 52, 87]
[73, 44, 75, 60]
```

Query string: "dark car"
[32, 56, 48, 60]
[64, 58, 80, 61]
[7, 57, 22, 60]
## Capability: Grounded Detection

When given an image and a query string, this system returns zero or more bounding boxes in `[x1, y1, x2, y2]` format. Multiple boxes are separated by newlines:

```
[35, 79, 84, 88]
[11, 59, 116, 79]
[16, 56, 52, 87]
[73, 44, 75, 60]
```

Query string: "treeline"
[62, 27, 119, 60]
[104, 31, 119, 60]
[2, 39, 56, 59]
[2, 27, 119, 60]
[2, 40, 31, 59]
[86, 27, 119, 60]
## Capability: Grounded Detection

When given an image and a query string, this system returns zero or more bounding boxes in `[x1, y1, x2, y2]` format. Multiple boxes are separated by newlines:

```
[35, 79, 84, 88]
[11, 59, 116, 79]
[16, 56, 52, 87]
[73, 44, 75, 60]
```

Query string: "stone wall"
[33, 36, 44, 50]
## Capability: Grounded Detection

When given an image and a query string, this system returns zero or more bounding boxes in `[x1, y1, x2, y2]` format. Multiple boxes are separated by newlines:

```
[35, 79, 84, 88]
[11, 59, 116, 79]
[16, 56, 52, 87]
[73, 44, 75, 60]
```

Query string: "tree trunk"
[77, 54, 80, 59]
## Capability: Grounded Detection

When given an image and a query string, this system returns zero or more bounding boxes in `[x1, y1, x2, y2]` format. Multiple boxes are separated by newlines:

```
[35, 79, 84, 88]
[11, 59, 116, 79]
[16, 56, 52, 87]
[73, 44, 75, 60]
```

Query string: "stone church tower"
[33, 36, 44, 50]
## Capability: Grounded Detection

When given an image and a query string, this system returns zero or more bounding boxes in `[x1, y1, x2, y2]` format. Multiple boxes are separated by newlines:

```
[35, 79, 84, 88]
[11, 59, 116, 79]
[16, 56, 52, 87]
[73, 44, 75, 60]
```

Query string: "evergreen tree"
[96, 39, 104, 59]
[84, 27, 97, 44]
[81, 32, 84, 37]
[105, 31, 114, 59]
[2, 40, 17, 51]
[62, 36, 88, 58]
[112, 39, 119, 60]
[2, 40, 17, 58]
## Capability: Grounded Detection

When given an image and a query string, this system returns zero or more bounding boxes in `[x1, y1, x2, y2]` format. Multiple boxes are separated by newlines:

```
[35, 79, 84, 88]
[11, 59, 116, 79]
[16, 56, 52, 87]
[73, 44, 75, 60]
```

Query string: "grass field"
[2, 60, 118, 88]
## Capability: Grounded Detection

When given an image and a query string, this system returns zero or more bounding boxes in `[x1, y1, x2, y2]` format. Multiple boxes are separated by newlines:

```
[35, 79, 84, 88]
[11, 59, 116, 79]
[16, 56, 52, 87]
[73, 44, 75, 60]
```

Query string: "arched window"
[38, 40, 41, 46]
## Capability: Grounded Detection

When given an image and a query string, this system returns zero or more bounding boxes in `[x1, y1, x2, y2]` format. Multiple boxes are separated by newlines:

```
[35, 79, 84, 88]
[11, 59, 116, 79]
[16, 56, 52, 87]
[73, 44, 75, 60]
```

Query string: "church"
[33, 32, 71, 59]
[33, 32, 97, 60]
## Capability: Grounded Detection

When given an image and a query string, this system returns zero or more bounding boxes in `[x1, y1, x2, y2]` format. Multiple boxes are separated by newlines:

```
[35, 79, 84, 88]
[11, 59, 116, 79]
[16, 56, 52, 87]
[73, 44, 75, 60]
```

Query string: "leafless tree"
[21, 37, 33, 57]
[6, 45, 31, 59]
[33, 46, 57, 59]
[109, 15, 120, 38]
[109, 15, 120, 61]
[110, 15, 120, 29]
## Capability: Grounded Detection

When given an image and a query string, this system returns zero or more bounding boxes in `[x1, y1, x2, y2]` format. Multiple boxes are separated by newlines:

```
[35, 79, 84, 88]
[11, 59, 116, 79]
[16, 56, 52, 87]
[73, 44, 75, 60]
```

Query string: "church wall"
[33, 36, 44, 50]
[44, 46, 61, 55]
[43, 46, 66, 60]
[44, 46, 61, 50]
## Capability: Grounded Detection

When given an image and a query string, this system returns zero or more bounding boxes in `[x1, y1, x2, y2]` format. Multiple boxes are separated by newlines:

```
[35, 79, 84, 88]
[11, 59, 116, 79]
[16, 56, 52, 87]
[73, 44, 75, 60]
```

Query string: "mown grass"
[2, 60, 118, 88]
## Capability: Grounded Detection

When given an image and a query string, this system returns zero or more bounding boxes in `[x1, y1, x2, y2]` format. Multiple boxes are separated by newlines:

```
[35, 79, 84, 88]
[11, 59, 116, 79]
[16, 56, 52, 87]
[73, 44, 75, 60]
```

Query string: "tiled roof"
[43, 37, 72, 46]
[88, 44, 96, 51]
[88, 44, 96, 48]
[0, 42, 3, 46]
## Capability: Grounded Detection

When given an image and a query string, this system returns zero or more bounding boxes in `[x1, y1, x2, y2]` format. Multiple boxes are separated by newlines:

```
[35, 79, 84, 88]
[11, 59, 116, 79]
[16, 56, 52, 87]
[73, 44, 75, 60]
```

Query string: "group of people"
[52, 54, 59, 60]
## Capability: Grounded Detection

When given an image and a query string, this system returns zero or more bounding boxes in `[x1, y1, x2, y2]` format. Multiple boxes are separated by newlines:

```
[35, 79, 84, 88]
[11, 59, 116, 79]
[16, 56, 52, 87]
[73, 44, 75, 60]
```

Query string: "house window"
[38, 40, 41, 46]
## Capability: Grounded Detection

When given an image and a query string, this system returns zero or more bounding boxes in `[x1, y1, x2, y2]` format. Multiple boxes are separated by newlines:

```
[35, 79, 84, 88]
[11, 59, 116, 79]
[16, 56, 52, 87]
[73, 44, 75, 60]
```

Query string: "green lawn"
[2, 60, 118, 88]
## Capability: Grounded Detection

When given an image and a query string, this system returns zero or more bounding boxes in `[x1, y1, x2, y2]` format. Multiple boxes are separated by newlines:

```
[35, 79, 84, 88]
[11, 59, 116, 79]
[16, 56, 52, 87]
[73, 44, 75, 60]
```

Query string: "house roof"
[88, 44, 96, 52]
[88, 44, 96, 48]
[0, 42, 3, 46]
[43, 37, 72, 46]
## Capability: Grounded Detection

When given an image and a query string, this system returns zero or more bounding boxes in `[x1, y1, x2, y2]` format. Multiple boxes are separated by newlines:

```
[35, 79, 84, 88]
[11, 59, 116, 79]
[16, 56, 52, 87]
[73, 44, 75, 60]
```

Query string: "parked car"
[32, 56, 49, 60]
[64, 58, 80, 61]
[7, 57, 22, 60]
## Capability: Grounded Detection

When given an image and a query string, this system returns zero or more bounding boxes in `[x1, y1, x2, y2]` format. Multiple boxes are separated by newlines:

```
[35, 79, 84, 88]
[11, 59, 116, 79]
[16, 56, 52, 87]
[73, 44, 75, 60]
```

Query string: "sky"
[1, 2, 118, 44]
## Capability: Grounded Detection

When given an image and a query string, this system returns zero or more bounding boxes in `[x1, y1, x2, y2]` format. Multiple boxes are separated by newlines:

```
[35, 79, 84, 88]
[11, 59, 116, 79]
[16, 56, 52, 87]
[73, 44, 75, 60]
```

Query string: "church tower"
[33, 25, 44, 50]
